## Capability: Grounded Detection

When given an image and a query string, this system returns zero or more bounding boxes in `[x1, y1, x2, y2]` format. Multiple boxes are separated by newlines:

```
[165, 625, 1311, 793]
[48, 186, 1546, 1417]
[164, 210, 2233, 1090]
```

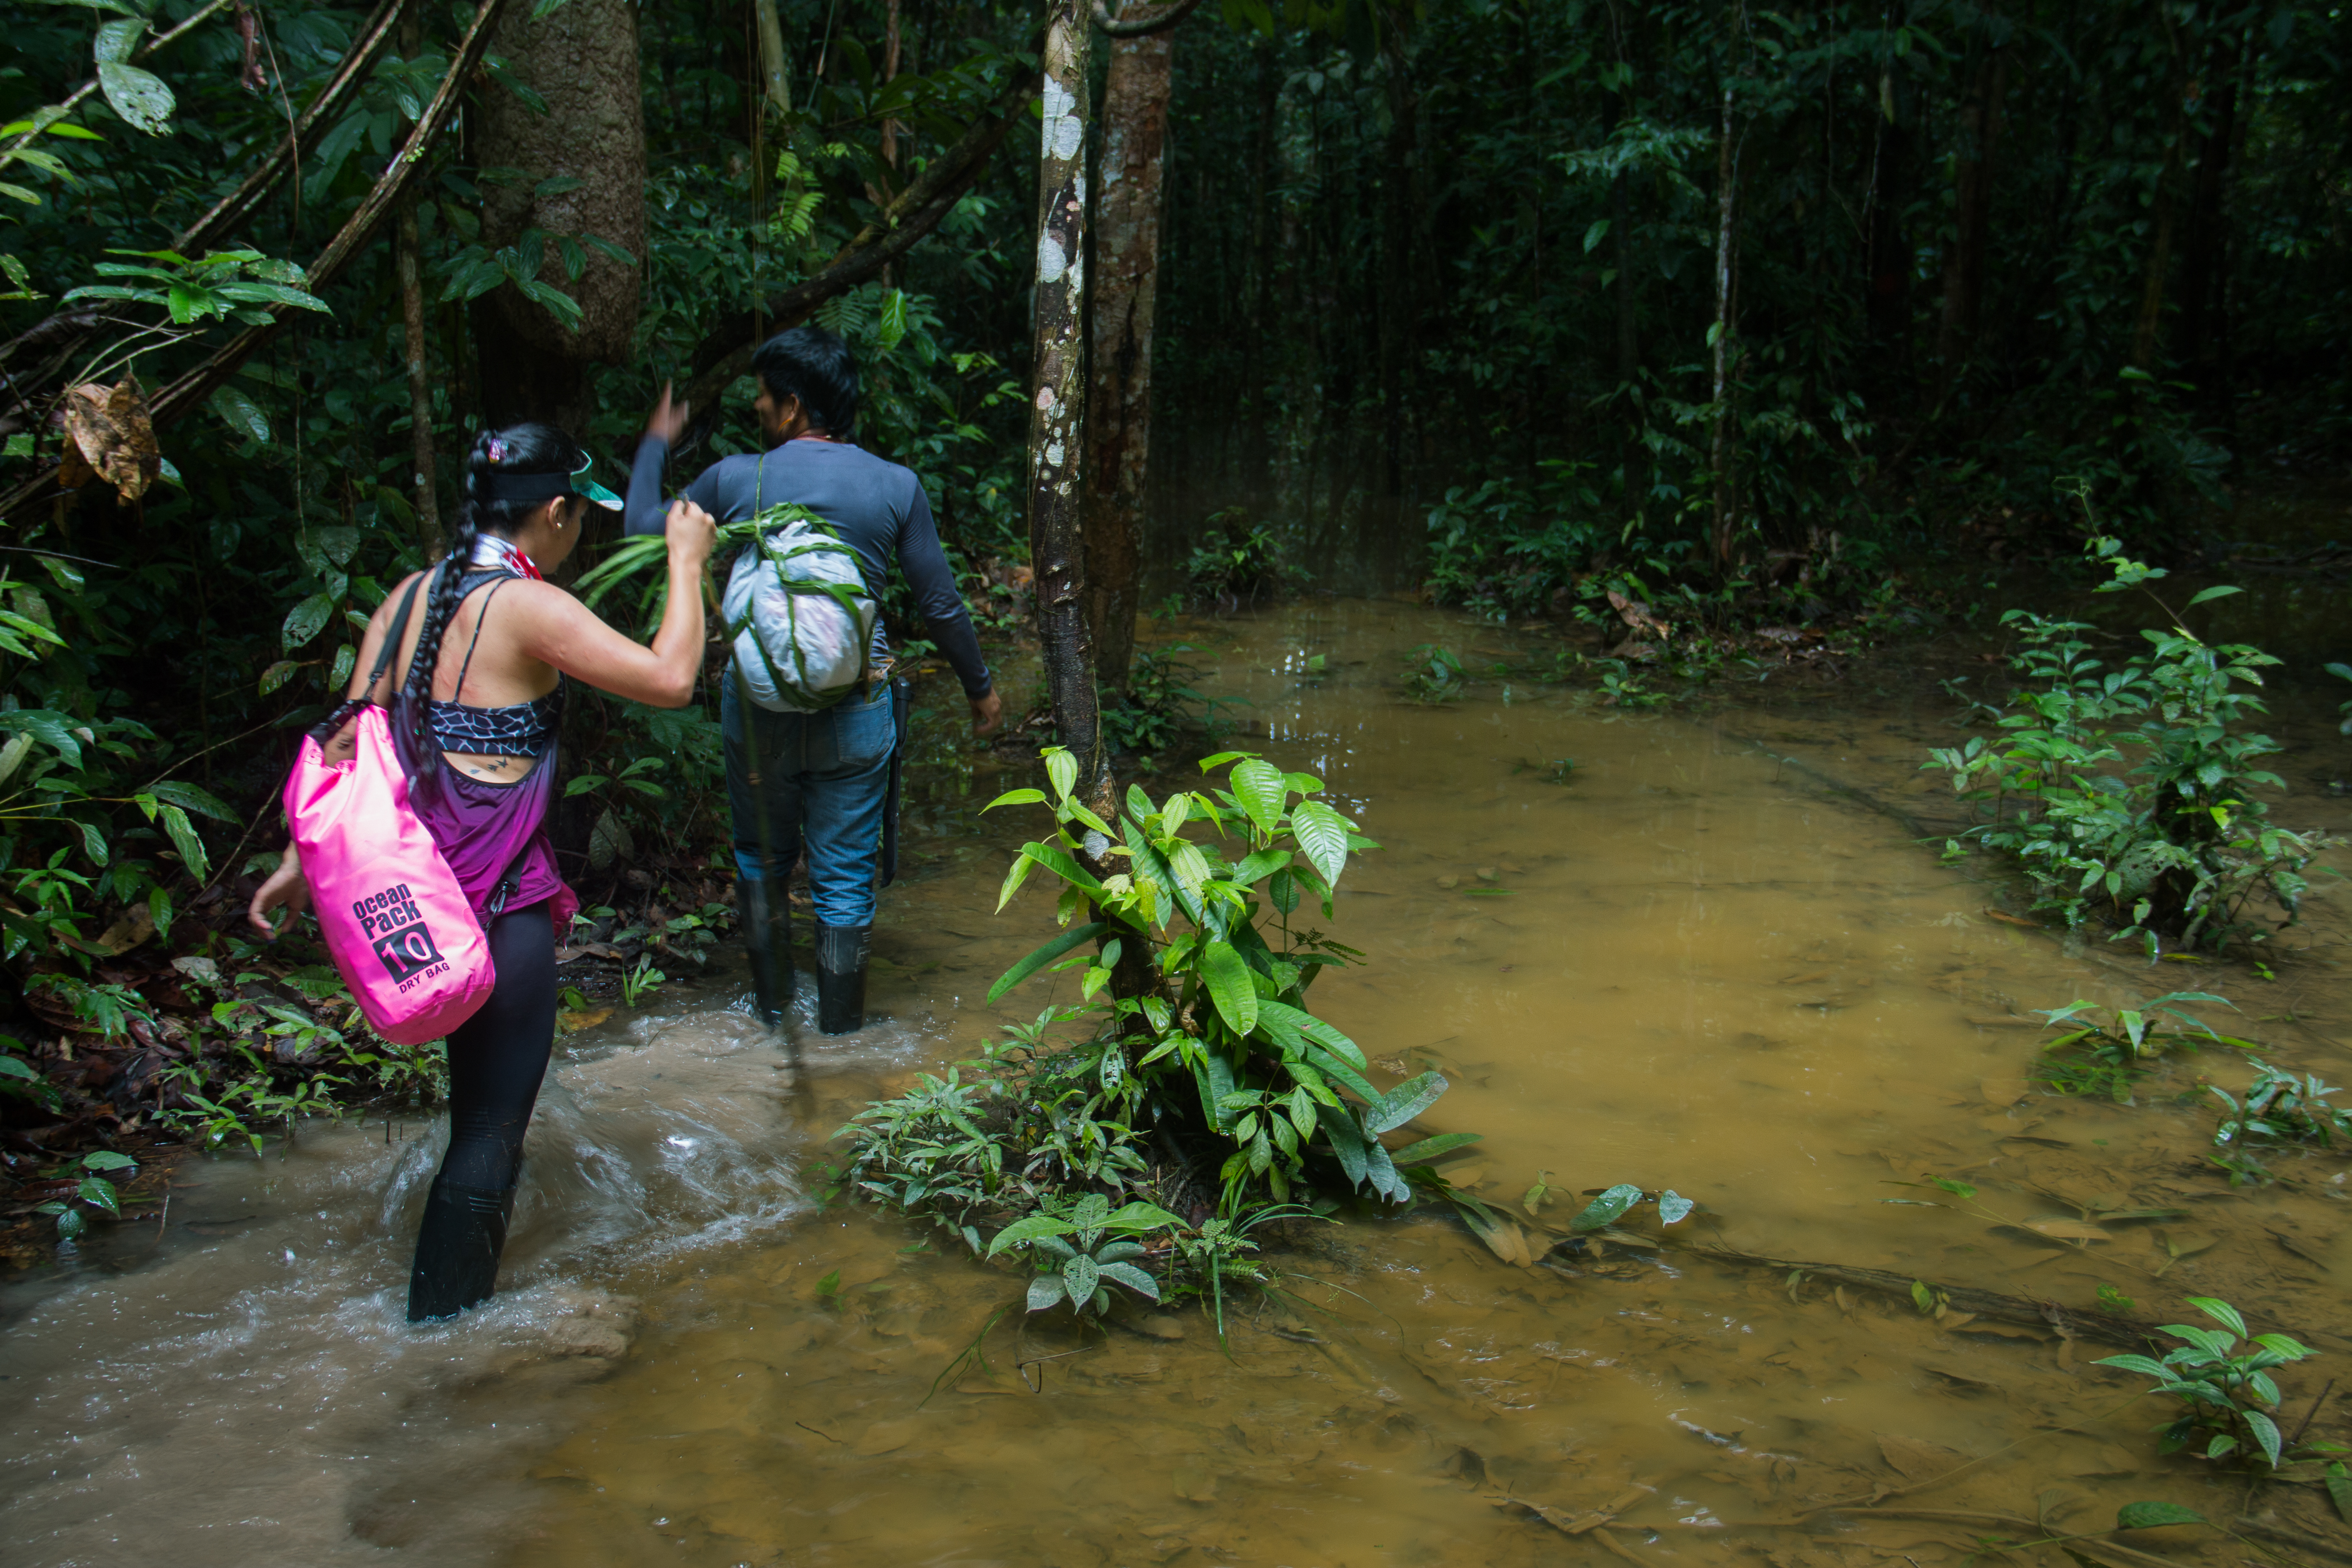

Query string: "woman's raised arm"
[512, 498, 717, 706]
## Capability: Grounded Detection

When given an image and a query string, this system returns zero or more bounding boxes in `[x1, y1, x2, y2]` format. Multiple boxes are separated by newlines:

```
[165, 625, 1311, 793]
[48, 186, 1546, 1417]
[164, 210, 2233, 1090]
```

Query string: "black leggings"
[436, 902, 557, 1192]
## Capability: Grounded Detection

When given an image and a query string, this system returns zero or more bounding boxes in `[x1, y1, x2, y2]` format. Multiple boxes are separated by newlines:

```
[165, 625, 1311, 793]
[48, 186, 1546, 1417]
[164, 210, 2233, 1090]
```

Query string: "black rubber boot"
[736, 876, 794, 1027]
[406, 1177, 515, 1322]
[814, 922, 870, 1035]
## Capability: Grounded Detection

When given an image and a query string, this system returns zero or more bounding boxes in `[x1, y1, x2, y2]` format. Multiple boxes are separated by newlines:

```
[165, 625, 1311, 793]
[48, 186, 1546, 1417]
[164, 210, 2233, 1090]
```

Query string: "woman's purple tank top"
[394, 564, 578, 931]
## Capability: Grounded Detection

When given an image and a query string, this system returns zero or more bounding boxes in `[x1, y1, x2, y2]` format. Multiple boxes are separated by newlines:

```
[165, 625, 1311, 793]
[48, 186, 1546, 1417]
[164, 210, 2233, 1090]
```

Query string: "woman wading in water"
[248, 421, 716, 1320]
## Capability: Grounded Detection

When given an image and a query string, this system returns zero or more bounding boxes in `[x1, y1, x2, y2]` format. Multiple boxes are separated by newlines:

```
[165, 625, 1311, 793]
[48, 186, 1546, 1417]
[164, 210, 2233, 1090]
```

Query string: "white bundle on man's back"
[722, 509, 878, 712]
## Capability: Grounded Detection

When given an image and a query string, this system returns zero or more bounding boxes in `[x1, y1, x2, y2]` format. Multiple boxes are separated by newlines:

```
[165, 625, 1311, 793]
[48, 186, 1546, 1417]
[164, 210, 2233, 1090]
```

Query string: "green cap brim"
[571, 455, 622, 510]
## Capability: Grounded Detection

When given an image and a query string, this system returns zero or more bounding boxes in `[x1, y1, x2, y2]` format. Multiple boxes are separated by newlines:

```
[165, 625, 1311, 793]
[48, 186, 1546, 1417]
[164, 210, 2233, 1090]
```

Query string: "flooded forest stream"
[7, 598, 2351, 1568]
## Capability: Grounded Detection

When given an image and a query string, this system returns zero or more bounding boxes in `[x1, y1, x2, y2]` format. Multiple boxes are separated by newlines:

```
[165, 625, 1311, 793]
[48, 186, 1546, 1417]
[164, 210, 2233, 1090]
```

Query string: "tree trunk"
[395, 0, 439, 552]
[1083, 24, 1176, 705]
[1027, 6, 1107, 808]
[1708, 43, 1741, 570]
[1861, 67, 1911, 369]
[1934, 34, 2006, 382]
[470, 0, 646, 428]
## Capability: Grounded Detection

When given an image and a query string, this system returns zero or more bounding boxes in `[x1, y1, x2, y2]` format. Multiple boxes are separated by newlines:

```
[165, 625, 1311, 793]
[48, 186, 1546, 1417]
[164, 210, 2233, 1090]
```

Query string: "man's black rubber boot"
[736, 876, 794, 1027]
[814, 922, 870, 1035]
[406, 1177, 515, 1322]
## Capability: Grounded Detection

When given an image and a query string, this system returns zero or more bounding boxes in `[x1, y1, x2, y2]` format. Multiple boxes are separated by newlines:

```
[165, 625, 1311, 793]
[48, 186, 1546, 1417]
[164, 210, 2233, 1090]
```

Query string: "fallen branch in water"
[1653, 1238, 2167, 1348]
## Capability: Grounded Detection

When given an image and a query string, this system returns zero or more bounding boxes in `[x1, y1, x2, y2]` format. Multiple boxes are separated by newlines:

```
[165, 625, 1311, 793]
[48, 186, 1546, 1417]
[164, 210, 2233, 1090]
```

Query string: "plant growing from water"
[1924, 530, 2324, 953]
[2093, 1296, 2332, 1468]
[985, 1191, 1184, 1316]
[2027, 992, 2248, 1102]
[1401, 644, 1468, 702]
[30, 1148, 138, 1239]
[2210, 1059, 2351, 1152]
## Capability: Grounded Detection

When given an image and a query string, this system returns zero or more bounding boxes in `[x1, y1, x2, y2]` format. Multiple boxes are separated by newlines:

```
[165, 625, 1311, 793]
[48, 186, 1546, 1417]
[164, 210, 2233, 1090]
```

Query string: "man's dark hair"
[752, 325, 859, 437]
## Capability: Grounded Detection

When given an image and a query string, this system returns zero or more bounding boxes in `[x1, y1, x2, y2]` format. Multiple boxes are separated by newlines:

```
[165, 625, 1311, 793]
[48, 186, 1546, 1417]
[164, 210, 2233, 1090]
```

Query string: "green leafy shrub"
[2210, 1060, 2351, 1152]
[2094, 1296, 2330, 1467]
[2027, 992, 2248, 1102]
[1926, 535, 2324, 952]
[1184, 510, 1296, 607]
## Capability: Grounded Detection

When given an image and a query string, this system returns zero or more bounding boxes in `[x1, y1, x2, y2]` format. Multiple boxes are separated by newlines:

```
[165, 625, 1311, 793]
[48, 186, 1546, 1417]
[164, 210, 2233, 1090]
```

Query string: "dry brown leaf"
[60, 377, 161, 501]
[1877, 1433, 1969, 1481]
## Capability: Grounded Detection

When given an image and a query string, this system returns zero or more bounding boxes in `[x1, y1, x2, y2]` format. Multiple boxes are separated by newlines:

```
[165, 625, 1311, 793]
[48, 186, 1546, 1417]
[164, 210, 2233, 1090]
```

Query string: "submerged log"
[1652, 1239, 2166, 1348]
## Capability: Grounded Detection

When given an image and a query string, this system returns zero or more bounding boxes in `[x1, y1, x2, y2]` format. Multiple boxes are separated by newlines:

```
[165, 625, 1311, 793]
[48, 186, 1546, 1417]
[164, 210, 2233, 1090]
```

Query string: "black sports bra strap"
[450, 577, 510, 701]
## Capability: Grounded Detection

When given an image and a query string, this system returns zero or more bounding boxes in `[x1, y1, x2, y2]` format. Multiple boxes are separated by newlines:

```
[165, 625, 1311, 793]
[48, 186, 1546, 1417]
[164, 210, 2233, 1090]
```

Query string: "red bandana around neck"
[470, 535, 544, 582]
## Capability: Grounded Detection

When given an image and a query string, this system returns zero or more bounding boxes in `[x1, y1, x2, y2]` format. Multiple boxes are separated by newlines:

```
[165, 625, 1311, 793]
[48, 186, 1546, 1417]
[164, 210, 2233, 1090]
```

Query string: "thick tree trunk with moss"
[1083, 25, 1175, 704]
[470, 0, 645, 429]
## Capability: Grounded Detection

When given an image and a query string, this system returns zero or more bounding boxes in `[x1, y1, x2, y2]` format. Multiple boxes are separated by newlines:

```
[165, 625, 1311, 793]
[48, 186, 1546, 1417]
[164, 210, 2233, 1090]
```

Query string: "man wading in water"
[623, 326, 1003, 1033]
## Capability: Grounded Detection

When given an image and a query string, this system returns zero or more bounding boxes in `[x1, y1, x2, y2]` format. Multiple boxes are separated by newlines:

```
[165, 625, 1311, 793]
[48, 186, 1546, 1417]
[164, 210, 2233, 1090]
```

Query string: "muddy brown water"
[6, 598, 2351, 1567]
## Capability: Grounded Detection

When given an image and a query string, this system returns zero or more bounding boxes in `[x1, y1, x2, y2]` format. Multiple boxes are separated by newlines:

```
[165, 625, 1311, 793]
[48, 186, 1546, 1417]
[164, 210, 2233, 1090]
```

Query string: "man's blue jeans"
[721, 677, 893, 926]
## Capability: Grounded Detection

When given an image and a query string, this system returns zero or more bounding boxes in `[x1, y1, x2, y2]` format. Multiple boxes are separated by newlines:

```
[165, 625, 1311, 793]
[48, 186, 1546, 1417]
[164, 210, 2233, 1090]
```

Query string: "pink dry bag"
[281, 579, 495, 1044]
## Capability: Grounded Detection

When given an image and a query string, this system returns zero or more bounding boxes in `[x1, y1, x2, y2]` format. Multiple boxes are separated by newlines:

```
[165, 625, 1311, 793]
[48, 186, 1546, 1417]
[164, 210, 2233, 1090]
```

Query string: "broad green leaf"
[2115, 1501, 2204, 1531]
[1061, 1251, 1100, 1305]
[1570, 1183, 1644, 1232]
[1019, 839, 1104, 898]
[1366, 1069, 1447, 1134]
[983, 788, 1047, 811]
[2245, 1407, 2283, 1467]
[1199, 940, 1259, 1038]
[1044, 746, 1078, 802]
[76, 1175, 118, 1215]
[2185, 1296, 2246, 1338]
[2094, 1354, 2172, 1378]
[1656, 1190, 1694, 1224]
[1097, 1260, 1159, 1300]
[1230, 848, 1290, 886]
[211, 383, 270, 444]
[987, 1214, 1077, 1255]
[1299, 1041, 1380, 1104]
[1024, 1274, 1066, 1311]
[986, 921, 1109, 1004]
[2185, 585, 2241, 607]
[1318, 1101, 1368, 1183]
[79, 1150, 135, 1171]
[1289, 799, 1352, 886]
[1230, 757, 1287, 836]
[148, 779, 236, 822]
[994, 849, 1038, 912]
[1387, 1131, 1482, 1165]
[257, 660, 299, 696]
[281, 592, 333, 651]
[97, 61, 174, 135]
[1101, 1201, 1183, 1232]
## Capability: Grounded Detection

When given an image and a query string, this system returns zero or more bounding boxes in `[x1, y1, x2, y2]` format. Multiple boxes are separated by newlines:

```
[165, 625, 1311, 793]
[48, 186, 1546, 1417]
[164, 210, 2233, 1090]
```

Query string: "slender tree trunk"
[1861, 64, 1911, 370]
[1934, 34, 2006, 382]
[1084, 23, 1176, 704]
[395, 0, 439, 551]
[1708, 37, 1742, 569]
[754, 0, 790, 112]
[1027, 6, 1107, 810]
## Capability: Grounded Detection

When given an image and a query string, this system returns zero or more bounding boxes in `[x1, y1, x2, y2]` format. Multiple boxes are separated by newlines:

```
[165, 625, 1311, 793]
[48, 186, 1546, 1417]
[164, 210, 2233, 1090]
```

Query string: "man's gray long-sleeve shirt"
[622, 433, 992, 697]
